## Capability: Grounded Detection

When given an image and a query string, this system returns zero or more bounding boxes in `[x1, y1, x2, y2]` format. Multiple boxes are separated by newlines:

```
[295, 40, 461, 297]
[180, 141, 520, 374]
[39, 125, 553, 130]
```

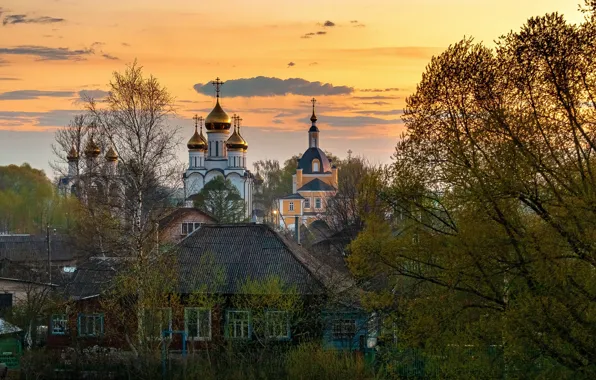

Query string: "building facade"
[278, 99, 338, 231]
[183, 78, 254, 219]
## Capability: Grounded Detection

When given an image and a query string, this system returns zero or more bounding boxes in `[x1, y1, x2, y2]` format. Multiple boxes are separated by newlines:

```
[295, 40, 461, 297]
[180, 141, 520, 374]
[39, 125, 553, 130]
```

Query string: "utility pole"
[46, 224, 52, 284]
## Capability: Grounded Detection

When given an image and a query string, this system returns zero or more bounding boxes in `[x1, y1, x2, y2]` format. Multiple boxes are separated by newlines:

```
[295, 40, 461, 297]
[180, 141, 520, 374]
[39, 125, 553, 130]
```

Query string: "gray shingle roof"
[281, 193, 305, 200]
[0, 235, 76, 262]
[65, 257, 121, 300]
[297, 178, 336, 192]
[177, 224, 324, 295]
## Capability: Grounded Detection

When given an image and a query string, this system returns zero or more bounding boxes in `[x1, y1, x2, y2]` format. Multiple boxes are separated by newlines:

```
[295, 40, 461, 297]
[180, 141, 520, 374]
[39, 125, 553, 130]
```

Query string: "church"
[277, 99, 338, 231]
[183, 78, 254, 219]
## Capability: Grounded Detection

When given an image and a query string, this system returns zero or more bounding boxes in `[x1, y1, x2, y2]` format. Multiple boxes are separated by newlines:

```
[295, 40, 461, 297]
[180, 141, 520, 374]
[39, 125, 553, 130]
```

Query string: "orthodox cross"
[198, 116, 204, 131]
[311, 97, 317, 111]
[212, 77, 224, 98]
[232, 114, 238, 130]
[193, 114, 200, 130]
[237, 116, 243, 130]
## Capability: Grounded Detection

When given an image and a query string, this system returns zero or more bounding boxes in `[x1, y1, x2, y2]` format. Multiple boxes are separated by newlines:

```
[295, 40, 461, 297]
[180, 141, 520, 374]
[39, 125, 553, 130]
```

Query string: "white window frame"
[265, 310, 290, 340]
[184, 307, 212, 341]
[78, 313, 104, 337]
[315, 197, 322, 209]
[304, 198, 311, 209]
[139, 307, 172, 341]
[226, 310, 251, 340]
[289, 202, 294, 211]
[313, 160, 320, 172]
[51, 314, 68, 335]
[181, 222, 202, 236]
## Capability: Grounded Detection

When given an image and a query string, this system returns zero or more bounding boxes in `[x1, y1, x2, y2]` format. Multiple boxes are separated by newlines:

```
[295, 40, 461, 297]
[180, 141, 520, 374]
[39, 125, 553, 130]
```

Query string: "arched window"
[312, 160, 320, 172]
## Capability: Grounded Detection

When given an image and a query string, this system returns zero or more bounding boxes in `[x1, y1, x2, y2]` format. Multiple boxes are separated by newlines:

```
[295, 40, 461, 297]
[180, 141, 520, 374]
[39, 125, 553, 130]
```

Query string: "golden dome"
[105, 146, 118, 161]
[67, 145, 79, 161]
[187, 126, 207, 150]
[84, 137, 100, 157]
[205, 99, 232, 131]
[226, 127, 247, 150]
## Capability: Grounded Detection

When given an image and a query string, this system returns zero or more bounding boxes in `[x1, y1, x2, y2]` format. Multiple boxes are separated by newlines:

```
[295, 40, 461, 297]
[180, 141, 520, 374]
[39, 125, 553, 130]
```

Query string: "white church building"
[183, 78, 254, 219]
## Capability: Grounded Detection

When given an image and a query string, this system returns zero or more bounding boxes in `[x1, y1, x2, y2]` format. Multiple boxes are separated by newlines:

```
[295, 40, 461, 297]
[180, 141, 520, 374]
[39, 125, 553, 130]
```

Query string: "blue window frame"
[265, 310, 291, 341]
[51, 314, 68, 335]
[78, 313, 104, 337]
[225, 310, 251, 339]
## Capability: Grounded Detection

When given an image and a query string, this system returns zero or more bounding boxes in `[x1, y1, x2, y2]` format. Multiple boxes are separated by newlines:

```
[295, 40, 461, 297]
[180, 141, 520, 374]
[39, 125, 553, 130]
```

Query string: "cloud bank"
[193, 76, 354, 98]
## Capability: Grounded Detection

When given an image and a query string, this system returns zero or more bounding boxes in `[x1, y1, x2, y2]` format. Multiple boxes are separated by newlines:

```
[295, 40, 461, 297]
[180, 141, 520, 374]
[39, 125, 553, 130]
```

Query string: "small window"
[289, 202, 294, 211]
[313, 160, 320, 172]
[51, 314, 68, 335]
[182, 222, 202, 236]
[315, 198, 322, 209]
[266, 311, 290, 340]
[185, 308, 212, 341]
[304, 198, 311, 209]
[78, 313, 104, 337]
[332, 319, 356, 340]
[139, 308, 172, 340]
[226, 310, 251, 339]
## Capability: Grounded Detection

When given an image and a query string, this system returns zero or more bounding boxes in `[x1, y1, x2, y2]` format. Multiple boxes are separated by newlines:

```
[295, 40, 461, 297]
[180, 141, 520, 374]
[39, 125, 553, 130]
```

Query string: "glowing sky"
[0, 0, 585, 177]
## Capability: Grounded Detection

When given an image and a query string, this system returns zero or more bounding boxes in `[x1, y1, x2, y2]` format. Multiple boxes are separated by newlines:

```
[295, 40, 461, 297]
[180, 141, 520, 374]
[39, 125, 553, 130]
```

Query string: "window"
[184, 308, 211, 341]
[0, 294, 12, 315]
[51, 314, 68, 335]
[315, 198, 322, 209]
[226, 310, 251, 339]
[304, 198, 311, 209]
[78, 313, 104, 337]
[139, 308, 172, 340]
[289, 202, 294, 211]
[313, 160, 320, 172]
[332, 319, 356, 340]
[266, 311, 290, 340]
[181, 222, 202, 235]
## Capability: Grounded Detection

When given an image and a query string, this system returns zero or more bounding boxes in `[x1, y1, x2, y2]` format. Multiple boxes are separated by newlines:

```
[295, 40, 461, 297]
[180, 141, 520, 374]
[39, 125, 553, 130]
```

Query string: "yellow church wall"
[281, 199, 303, 216]
[299, 190, 334, 212]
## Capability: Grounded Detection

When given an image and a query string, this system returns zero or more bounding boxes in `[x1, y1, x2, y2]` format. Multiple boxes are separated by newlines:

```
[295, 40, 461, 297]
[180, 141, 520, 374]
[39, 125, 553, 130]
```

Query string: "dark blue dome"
[297, 147, 332, 174]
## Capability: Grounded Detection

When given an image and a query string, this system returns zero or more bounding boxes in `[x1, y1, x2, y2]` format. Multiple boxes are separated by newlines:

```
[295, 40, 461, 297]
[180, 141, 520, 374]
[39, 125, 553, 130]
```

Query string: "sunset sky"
[0, 0, 585, 178]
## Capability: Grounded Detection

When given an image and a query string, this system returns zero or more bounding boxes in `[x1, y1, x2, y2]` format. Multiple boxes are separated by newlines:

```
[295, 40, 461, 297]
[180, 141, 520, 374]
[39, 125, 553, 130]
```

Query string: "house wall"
[0, 279, 52, 304]
[161, 210, 216, 243]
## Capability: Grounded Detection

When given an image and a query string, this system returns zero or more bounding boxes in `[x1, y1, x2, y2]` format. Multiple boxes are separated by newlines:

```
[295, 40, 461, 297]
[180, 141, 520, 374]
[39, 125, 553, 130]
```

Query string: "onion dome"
[205, 99, 232, 131]
[226, 126, 247, 150]
[187, 125, 207, 151]
[105, 146, 118, 161]
[84, 137, 101, 157]
[66, 145, 79, 161]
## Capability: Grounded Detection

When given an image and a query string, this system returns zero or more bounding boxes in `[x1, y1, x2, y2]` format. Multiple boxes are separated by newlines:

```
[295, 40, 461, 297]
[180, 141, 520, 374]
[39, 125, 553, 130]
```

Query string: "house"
[157, 207, 217, 244]
[46, 224, 376, 353]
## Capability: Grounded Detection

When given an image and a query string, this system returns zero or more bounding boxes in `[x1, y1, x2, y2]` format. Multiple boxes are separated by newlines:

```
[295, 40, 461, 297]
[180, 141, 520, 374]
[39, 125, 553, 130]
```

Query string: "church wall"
[185, 172, 205, 197]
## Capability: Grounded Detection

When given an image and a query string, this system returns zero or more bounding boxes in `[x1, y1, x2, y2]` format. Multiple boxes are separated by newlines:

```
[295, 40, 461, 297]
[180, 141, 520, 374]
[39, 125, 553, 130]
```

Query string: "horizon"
[0, 0, 585, 179]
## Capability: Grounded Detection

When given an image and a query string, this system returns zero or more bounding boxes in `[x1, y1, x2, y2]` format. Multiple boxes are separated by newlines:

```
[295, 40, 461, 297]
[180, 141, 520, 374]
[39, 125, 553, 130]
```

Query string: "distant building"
[277, 99, 338, 231]
[57, 136, 121, 207]
[183, 78, 254, 219]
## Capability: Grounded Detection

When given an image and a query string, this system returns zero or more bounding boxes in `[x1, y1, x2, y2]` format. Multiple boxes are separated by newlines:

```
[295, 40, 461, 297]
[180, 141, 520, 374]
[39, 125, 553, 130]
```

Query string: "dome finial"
[310, 97, 317, 123]
[212, 77, 224, 99]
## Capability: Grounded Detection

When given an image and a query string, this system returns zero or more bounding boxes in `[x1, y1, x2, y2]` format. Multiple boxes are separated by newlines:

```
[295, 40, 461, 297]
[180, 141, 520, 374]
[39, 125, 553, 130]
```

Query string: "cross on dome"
[212, 77, 224, 98]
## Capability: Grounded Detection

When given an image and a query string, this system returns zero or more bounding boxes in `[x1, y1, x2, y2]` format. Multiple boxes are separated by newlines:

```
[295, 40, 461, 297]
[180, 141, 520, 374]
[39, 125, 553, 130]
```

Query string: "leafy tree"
[194, 176, 245, 223]
[349, 6, 596, 378]
[0, 163, 79, 234]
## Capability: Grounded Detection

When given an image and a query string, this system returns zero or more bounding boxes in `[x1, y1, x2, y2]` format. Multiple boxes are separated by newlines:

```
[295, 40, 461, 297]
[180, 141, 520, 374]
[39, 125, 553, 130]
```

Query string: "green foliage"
[349, 7, 596, 378]
[194, 176, 245, 223]
[0, 163, 80, 234]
